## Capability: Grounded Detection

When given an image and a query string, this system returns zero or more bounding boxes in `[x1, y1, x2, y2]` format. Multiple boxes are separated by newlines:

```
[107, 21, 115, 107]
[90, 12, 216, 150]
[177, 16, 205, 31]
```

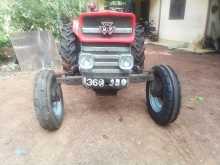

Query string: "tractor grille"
[81, 45, 131, 77]
[82, 16, 132, 37]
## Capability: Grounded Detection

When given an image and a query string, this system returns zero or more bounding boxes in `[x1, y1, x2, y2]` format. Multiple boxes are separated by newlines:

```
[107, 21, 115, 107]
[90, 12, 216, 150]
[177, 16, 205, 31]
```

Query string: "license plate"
[83, 78, 127, 88]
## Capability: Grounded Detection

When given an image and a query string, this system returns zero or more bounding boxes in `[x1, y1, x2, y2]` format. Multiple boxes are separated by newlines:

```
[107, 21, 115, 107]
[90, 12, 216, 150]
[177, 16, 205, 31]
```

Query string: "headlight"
[119, 55, 134, 70]
[79, 54, 94, 70]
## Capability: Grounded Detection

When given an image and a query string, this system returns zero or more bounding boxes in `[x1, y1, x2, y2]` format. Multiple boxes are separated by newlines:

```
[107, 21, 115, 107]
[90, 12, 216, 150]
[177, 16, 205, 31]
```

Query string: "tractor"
[33, 2, 181, 131]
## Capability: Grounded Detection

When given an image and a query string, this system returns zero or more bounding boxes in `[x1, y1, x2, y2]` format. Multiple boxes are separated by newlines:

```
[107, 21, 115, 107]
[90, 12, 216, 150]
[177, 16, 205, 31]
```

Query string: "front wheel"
[33, 70, 64, 131]
[146, 65, 181, 126]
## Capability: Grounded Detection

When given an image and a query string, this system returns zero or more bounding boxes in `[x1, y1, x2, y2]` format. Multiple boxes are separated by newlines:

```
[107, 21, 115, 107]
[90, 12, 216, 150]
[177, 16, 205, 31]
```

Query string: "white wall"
[157, 0, 209, 43]
[149, 0, 161, 31]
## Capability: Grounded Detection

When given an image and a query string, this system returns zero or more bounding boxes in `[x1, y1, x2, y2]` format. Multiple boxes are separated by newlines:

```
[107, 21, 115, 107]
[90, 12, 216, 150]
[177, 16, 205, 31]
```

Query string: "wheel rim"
[149, 82, 163, 113]
[51, 85, 63, 120]
[52, 100, 62, 119]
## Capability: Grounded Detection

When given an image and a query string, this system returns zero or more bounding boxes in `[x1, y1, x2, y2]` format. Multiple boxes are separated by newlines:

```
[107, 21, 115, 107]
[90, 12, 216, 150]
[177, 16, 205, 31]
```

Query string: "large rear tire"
[34, 70, 64, 131]
[146, 65, 181, 126]
[59, 22, 80, 73]
[132, 25, 145, 73]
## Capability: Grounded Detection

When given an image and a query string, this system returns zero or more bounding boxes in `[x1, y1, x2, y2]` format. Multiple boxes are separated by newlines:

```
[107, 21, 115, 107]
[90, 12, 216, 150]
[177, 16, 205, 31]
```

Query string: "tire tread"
[146, 65, 181, 126]
[33, 70, 64, 131]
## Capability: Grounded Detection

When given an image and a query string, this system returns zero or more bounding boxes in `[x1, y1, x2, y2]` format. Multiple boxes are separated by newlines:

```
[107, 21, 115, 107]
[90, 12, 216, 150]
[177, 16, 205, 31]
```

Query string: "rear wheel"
[59, 22, 80, 74]
[34, 70, 64, 131]
[146, 65, 181, 126]
[132, 25, 145, 73]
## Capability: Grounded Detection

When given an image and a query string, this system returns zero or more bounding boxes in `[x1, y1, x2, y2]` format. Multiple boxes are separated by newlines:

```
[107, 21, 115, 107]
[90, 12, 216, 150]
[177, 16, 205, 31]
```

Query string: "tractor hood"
[73, 11, 136, 44]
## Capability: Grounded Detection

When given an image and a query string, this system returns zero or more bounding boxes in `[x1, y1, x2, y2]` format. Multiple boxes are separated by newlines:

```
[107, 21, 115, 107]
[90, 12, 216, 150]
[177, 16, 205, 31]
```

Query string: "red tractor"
[33, 4, 181, 131]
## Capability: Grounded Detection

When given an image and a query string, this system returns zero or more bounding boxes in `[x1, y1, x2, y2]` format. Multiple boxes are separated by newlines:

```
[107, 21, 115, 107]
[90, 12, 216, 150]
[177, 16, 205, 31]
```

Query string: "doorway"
[134, 0, 150, 22]
[141, 0, 150, 22]
[205, 0, 220, 51]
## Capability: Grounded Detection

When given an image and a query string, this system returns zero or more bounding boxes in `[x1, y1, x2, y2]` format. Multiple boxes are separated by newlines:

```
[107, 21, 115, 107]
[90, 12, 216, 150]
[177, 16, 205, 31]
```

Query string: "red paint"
[72, 19, 80, 37]
[72, 11, 136, 44]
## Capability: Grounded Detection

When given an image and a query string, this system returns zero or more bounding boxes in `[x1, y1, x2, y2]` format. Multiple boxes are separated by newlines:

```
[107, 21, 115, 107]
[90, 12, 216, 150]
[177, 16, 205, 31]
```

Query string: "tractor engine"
[73, 11, 136, 89]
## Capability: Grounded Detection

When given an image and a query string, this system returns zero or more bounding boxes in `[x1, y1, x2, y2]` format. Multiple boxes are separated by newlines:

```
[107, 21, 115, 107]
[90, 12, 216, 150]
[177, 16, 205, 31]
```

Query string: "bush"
[11, 0, 88, 37]
[0, 35, 10, 63]
[0, 50, 7, 64]
[0, 35, 10, 48]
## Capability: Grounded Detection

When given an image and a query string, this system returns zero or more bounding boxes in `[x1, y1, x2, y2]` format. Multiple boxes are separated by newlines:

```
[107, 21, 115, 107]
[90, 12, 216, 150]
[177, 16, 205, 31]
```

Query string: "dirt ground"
[0, 45, 220, 165]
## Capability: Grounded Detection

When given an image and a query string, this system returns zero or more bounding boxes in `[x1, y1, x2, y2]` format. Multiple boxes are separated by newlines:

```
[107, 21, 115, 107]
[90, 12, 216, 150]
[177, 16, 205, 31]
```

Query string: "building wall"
[149, 0, 161, 31]
[153, 0, 209, 43]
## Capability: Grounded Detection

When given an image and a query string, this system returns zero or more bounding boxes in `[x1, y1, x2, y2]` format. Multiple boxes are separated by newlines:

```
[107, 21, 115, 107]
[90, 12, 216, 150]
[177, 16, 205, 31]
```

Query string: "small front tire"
[33, 70, 64, 131]
[146, 65, 181, 126]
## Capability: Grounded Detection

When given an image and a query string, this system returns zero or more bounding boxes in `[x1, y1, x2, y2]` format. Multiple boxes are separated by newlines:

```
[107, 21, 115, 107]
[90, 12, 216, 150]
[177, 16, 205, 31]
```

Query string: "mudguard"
[72, 19, 80, 39]
[72, 11, 136, 44]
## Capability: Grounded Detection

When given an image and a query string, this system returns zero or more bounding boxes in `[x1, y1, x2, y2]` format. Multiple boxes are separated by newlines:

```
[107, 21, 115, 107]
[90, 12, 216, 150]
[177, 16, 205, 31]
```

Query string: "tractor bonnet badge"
[99, 22, 115, 36]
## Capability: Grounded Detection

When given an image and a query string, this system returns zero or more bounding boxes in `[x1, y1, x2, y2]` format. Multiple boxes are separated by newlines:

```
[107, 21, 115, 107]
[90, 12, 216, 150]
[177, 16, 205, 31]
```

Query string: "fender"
[72, 19, 80, 39]
[73, 11, 136, 44]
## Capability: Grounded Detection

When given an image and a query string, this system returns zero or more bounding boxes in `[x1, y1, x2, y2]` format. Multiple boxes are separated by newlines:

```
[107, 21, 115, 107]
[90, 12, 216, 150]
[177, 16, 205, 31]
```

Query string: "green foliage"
[105, 0, 129, 7]
[0, 35, 10, 48]
[0, 0, 90, 62]
[0, 0, 12, 49]
[0, 48, 7, 63]
[11, 0, 88, 37]
[0, 0, 88, 53]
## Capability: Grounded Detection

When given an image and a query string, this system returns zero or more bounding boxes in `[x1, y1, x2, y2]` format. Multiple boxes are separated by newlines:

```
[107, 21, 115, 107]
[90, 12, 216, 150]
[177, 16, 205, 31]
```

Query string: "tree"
[11, 0, 87, 37]
[0, 0, 13, 48]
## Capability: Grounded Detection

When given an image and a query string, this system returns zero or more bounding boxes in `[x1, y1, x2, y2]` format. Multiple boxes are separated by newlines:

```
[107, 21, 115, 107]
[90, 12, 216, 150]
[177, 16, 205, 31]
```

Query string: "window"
[169, 0, 186, 20]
